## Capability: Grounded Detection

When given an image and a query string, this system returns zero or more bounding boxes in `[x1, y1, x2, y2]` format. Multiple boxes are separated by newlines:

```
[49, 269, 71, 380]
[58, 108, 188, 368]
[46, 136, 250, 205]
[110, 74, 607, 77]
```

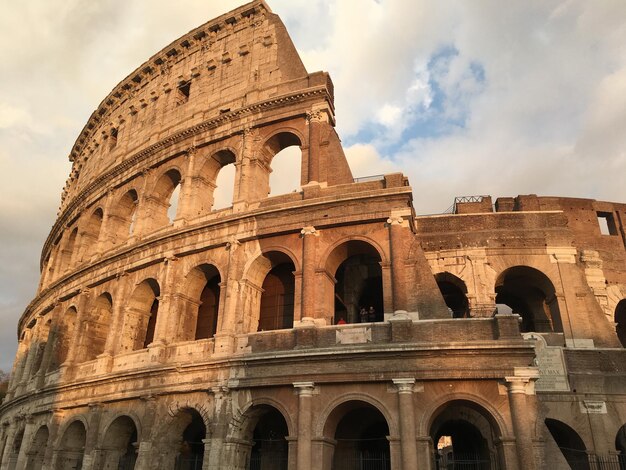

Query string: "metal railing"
[174, 454, 204, 470]
[434, 451, 499, 470]
[332, 450, 390, 470]
[353, 175, 385, 183]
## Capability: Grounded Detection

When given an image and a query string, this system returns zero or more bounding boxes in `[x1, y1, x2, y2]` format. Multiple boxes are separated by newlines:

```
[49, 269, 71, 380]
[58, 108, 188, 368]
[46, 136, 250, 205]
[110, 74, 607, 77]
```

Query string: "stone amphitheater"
[2, 1, 626, 469]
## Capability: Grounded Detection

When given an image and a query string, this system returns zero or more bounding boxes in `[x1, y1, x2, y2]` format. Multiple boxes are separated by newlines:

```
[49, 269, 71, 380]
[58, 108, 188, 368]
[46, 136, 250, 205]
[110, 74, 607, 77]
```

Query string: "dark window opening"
[177, 81, 191, 105]
[110, 127, 118, 150]
[334, 255, 383, 325]
[196, 276, 220, 340]
[248, 408, 288, 470]
[435, 273, 469, 318]
[143, 299, 159, 348]
[258, 263, 295, 331]
[175, 410, 206, 470]
[545, 418, 590, 470]
[597, 211, 618, 235]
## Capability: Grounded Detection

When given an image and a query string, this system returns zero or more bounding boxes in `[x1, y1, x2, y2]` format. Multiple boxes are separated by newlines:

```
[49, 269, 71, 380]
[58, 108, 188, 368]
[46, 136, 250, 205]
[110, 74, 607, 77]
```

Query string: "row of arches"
[1, 398, 530, 470]
[436, 266, 564, 334]
[21, 241, 386, 381]
[44, 131, 306, 286]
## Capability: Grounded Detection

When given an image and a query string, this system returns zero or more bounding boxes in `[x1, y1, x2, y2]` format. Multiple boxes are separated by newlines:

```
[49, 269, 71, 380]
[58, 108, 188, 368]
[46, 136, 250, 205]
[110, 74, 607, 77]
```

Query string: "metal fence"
[248, 452, 288, 470]
[118, 453, 137, 470]
[332, 450, 390, 470]
[434, 452, 499, 470]
[174, 454, 204, 470]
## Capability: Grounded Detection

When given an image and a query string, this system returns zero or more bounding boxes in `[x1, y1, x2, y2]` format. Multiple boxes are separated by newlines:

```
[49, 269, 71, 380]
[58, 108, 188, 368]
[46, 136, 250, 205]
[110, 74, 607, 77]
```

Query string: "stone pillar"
[100, 273, 131, 360]
[152, 256, 180, 346]
[306, 111, 322, 183]
[65, 288, 92, 366]
[387, 215, 409, 313]
[506, 368, 539, 470]
[81, 404, 103, 470]
[0, 419, 19, 470]
[214, 240, 240, 355]
[294, 382, 315, 470]
[205, 386, 231, 469]
[300, 227, 319, 321]
[134, 396, 157, 470]
[392, 378, 418, 470]
[14, 416, 36, 470]
[415, 436, 433, 470]
[35, 304, 63, 389]
[13, 330, 34, 394]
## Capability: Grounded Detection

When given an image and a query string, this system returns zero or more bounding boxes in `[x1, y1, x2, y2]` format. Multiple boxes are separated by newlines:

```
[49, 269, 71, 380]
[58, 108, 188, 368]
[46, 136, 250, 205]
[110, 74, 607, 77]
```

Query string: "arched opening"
[327, 241, 383, 324]
[101, 416, 138, 470]
[49, 307, 78, 371]
[435, 272, 470, 318]
[80, 208, 103, 261]
[324, 401, 390, 470]
[111, 190, 139, 243]
[545, 418, 589, 470]
[246, 406, 289, 470]
[197, 149, 236, 211]
[173, 409, 206, 470]
[25, 425, 49, 470]
[6, 428, 24, 470]
[152, 169, 182, 226]
[56, 420, 86, 470]
[615, 300, 626, 347]
[616, 424, 626, 469]
[80, 293, 113, 362]
[430, 401, 500, 469]
[59, 228, 78, 273]
[265, 132, 302, 197]
[259, 259, 295, 332]
[120, 279, 160, 352]
[30, 319, 51, 377]
[213, 163, 236, 210]
[184, 264, 222, 340]
[495, 266, 562, 333]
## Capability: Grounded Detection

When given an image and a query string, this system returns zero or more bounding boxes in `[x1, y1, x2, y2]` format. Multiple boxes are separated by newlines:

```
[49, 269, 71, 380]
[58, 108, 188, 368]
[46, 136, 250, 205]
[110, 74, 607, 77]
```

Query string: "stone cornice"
[44, 86, 331, 267]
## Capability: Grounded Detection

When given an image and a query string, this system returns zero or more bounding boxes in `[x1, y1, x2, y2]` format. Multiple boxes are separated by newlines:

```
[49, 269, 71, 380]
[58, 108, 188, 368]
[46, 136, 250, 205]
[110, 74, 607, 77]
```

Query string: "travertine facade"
[2, 2, 626, 469]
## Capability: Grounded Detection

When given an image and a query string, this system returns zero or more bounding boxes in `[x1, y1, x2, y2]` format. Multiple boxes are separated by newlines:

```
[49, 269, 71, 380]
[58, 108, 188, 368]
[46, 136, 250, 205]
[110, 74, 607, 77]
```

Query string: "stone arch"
[435, 272, 470, 318]
[119, 279, 160, 352]
[30, 318, 52, 377]
[55, 419, 87, 470]
[49, 306, 78, 371]
[6, 426, 25, 470]
[157, 407, 207, 470]
[109, 189, 139, 244]
[25, 425, 49, 470]
[230, 400, 293, 470]
[321, 398, 393, 470]
[495, 265, 563, 333]
[263, 129, 304, 196]
[323, 239, 386, 324]
[58, 227, 78, 274]
[99, 415, 139, 470]
[79, 292, 113, 361]
[198, 148, 237, 211]
[181, 264, 222, 341]
[615, 299, 626, 347]
[544, 418, 589, 470]
[427, 399, 505, 469]
[243, 250, 298, 333]
[79, 207, 104, 261]
[150, 167, 183, 227]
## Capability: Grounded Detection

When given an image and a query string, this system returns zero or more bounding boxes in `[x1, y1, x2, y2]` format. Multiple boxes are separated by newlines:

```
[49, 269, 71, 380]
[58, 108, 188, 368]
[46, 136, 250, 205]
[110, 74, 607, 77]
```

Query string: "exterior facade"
[1, 1, 626, 469]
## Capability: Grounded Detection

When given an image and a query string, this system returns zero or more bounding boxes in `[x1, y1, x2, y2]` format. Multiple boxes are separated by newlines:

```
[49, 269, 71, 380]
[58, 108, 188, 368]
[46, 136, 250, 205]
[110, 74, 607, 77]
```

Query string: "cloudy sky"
[1, 0, 625, 372]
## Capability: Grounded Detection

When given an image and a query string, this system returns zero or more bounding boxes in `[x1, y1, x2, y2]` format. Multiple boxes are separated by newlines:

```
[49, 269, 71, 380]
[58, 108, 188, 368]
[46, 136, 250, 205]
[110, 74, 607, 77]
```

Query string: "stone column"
[14, 416, 36, 470]
[0, 419, 19, 470]
[65, 288, 92, 366]
[214, 240, 240, 355]
[294, 382, 315, 470]
[152, 256, 180, 346]
[205, 386, 231, 469]
[300, 227, 319, 321]
[306, 111, 322, 183]
[35, 304, 63, 389]
[387, 215, 409, 313]
[81, 404, 103, 470]
[506, 368, 539, 470]
[100, 273, 131, 361]
[392, 378, 418, 470]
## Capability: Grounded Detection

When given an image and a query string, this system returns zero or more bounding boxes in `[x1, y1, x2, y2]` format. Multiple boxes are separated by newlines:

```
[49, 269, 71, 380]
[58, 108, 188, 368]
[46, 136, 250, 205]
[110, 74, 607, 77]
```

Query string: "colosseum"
[1, 1, 626, 469]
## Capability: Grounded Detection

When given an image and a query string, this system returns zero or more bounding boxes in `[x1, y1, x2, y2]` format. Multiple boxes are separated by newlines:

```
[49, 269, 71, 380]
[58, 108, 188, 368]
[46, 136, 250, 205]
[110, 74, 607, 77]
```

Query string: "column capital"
[293, 381, 316, 396]
[392, 377, 416, 393]
[505, 367, 539, 394]
[387, 216, 404, 226]
[300, 226, 319, 237]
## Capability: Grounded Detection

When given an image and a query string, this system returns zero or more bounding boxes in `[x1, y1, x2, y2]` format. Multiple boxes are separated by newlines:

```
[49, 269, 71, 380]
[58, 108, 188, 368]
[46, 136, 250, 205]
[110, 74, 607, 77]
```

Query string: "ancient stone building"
[1, 1, 626, 469]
